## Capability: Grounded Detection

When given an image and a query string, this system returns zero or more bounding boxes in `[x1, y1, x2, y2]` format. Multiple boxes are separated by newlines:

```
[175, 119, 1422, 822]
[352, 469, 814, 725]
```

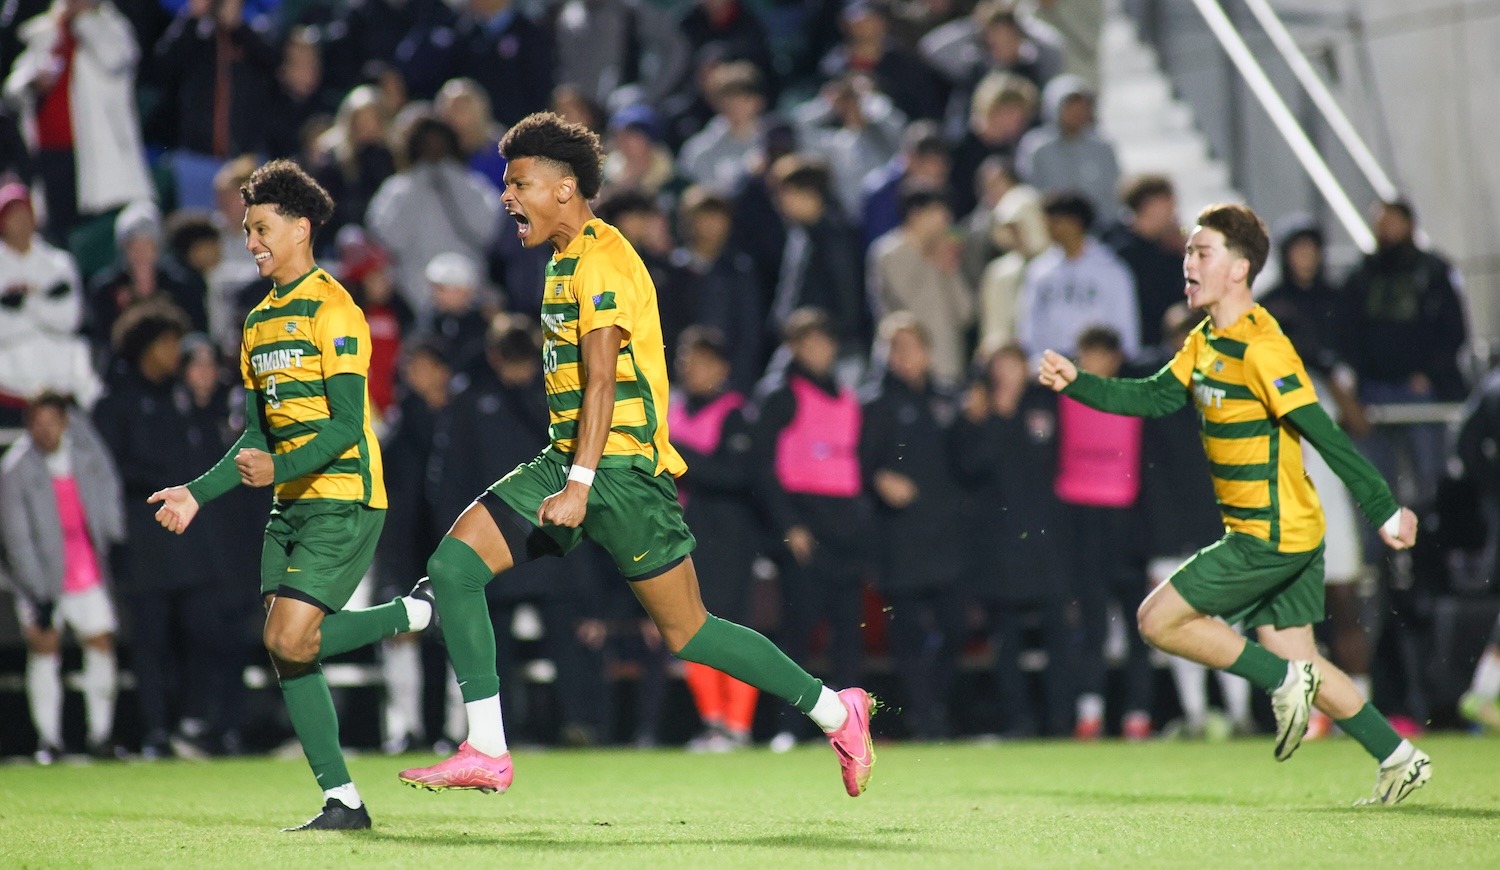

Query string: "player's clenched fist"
[1037, 349, 1078, 392]
[537, 482, 590, 528]
[147, 486, 200, 535]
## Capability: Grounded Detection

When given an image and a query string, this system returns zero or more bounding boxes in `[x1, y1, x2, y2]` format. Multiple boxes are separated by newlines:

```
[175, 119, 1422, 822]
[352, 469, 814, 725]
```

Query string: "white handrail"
[1240, 0, 1399, 202]
[1187, 0, 1376, 253]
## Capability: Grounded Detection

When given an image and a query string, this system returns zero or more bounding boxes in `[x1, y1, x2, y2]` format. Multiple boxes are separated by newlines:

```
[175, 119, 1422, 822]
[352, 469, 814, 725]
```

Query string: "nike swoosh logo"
[286, 567, 302, 573]
[633, 551, 650, 562]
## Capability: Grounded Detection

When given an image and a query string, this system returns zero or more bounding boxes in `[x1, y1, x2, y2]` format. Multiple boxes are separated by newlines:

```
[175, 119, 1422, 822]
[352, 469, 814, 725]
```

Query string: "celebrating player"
[1038, 203, 1431, 806]
[148, 160, 436, 831]
[397, 112, 876, 797]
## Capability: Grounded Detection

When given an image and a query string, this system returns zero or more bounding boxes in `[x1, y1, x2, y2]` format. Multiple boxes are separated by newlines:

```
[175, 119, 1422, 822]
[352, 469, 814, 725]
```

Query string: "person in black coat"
[767, 157, 868, 355]
[858, 314, 967, 739]
[1102, 174, 1185, 350]
[953, 342, 1075, 737]
[673, 186, 767, 394]
[398, 0, 553, 119]
[321, 0, 456, 93]
[425, 314, 609, 745]
[670, 327, 763, 749]
[150, 1, 279, 156]
[91, 303, 227, 757]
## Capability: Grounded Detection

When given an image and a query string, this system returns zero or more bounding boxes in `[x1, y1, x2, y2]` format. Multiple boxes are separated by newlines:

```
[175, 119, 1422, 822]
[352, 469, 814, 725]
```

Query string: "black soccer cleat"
[282, 798, 372, 832]
[407, 577, 443, 643]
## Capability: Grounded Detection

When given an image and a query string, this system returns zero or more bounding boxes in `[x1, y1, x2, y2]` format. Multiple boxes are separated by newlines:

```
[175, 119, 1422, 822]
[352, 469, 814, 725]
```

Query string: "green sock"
[1225, 640, 1290, 692]
[428, 536, 498, 703]
[676, 615, 824, 713]
[1338, 703, 1404, 761]
[318, 601, 409, 660]
[279, 666, 351, 789]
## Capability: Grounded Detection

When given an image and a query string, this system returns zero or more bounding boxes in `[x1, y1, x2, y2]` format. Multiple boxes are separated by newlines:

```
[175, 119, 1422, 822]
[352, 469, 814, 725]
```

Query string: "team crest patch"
[1213, 359, 1224, 372]
[285, 321, 297, 333]
[555, 284, 563, 296]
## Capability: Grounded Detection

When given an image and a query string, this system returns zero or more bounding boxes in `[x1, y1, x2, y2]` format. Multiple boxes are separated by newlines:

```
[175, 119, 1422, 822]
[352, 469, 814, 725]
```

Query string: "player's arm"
[1283, 404, 1415, 549]
[537, 324, 622, 528]
[1039, 349, 1190, 418]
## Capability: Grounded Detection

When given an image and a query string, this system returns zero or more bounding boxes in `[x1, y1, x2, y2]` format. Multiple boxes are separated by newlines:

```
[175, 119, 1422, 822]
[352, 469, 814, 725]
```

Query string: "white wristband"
[1382, 510, 1403, 537]
[567, 465, 596, 487]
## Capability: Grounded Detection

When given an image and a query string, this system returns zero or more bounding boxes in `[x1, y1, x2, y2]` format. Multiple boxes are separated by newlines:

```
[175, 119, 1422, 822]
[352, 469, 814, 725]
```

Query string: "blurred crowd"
[0, 0, 1484, 757]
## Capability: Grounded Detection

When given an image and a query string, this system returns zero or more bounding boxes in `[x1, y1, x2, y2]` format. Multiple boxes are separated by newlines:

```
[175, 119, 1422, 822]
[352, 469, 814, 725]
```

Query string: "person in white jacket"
[3, 0, 154, 242]
[0, 183, 101, 420]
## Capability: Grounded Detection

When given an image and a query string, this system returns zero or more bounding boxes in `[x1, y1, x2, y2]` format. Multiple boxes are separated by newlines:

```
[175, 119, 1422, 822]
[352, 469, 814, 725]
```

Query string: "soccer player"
[1038, 204, 1431, 806]
[397, 112, 876, 797]
[147, 160, 436, 831]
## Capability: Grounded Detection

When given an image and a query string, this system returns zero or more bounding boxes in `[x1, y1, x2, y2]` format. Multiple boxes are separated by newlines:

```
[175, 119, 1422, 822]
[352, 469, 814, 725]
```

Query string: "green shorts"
[261, 500, 385, 611]
[1170, 533, 1325, 629]
[486, 449, 696, 579]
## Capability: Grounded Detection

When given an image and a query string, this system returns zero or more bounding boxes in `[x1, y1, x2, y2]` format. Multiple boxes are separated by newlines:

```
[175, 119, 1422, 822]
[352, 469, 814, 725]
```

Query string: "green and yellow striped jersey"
[538, 219, 686, 477]
[238, 268, 387, 507]
[1166, 305, 1322, 551]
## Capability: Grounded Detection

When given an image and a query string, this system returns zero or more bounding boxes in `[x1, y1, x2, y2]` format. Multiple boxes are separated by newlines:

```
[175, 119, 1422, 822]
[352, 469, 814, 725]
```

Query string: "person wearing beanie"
[87, 200, 205, 360]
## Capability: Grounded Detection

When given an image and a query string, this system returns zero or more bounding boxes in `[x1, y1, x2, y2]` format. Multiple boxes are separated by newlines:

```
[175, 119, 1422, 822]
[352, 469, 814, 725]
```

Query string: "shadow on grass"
[1002, 787, 1263, 809]
[363, 828, 939, 852]
[1307, 804, 1500, 821]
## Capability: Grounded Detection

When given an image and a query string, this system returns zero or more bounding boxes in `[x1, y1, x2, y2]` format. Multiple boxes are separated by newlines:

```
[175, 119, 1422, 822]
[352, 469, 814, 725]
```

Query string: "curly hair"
[1196, 203, 1269, 285]
[499, 112, 605, 200]
[111, 298, 192, 368]
[240, 159, 335, 234]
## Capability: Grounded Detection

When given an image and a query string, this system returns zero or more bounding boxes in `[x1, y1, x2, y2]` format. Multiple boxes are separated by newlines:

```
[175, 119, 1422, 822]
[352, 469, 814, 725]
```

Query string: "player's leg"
[66, 586, 121, 758]
[1459, 617, 1500, 730]
[18, 599, 63, 762]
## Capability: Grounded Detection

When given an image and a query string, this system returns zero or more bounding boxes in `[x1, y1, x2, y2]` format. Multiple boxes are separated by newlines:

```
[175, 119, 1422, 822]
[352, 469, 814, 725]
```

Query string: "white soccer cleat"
[1355, 745, 1431, 807]
[1270, 660, 1321, 762]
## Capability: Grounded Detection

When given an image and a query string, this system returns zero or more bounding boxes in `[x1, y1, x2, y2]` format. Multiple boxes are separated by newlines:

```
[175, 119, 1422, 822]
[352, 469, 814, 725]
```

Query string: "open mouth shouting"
[509, 208, 531, 243]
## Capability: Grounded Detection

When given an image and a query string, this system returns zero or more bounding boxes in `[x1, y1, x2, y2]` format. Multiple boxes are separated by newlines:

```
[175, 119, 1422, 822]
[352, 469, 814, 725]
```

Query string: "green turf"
[1, 735, 1496, 868]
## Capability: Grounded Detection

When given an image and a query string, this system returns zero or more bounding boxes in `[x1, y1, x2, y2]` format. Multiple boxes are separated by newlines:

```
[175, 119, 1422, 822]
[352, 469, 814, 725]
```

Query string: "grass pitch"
[1, 735, 1497, 868]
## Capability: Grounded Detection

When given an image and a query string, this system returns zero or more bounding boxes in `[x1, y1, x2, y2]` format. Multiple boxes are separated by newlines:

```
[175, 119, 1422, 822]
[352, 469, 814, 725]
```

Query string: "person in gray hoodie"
[1016, 190, 1139, 362]
[1015, 74, 1119, 224]
[0, 392, 125, 763]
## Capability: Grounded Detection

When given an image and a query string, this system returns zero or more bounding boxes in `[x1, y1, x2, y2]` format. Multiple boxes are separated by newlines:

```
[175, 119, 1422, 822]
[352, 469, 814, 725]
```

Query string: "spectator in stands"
[860, 119, 951, 250]
[792, 72, 908, 221]
[1134, 304, 1253, 738]
[753, 308, 872, 735]
[1034, 0, 1104, 88]
[266, 26, 337, 160]
[3, 0, 154, 245]
[1016, 75, 1118, 222]
[867, 186, 975, 384]
[1102, 174, 1183, 349]
[860, 314, 967, 739]
[953, 342, 1074, 736]
[1260, 218, 1345, 376]
[90, 301, 221, 759]
[921, 1, 1062, 131]
[322, 0, 456, 94]
[595, 189, 693, 368]
[375, 337, 450, 754]
[976, 179, 1045, 346]
[87, 201, 205, 362]
[416, 251, 489, 378]
[1456, 367, 1500, 731]
[678, 61, 767, 191]
[310, 85, 397, 245]
[669, 326, 762, 751]
[727, 115, 796, 306]
[366, 116, 502, 319]
[336, 225, 411, 419]
[435, 77, 507, 191]
[672, 186, 766, 393]
[820, 0, 943, 123]
[0, 183, 99, 421]
[204, 155, 262, 355]
[1015, 190, 1138, 360]
[151, 0, 278, 209]
[948, 70, 1037, 216]
[549, 82, 606, 133]
[1055, 325, 1152, 740]
[677, 0, 777, 103]
[0, 392, 125, 763]
[957, 153, 1013, 288]
[601, 104, 679, 199]
[1341, 199, 1468, 508]
[163, 211, 223, 328]
[767, 156, 867, 354]
[550, 0, 690, 110]
[400, 0, 552, 121]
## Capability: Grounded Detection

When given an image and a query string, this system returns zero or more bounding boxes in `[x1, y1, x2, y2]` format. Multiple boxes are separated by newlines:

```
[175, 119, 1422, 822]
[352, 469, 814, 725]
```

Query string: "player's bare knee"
[264, 629, 316, 665]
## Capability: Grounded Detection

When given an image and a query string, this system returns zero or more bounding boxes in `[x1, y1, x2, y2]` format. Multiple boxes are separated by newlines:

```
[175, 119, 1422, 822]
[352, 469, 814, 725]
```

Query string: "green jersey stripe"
[244, 298, 325, 330]
[1191, 370, 1257, 401]
[262, 377, 327, 401]
[356, 432, 373, 504]
[546, 257, 579, 277]
[270, 419, 326, 440]
[324, 457, 365, 476]
[249, 338, 320, 357]
[1202, 418, 1274, 439]
[1207, 335, 1248, 359]
[1267, 423, 1281, 545]
[1220, 503, 1276, 521]
[1211, 461, 1274, 481]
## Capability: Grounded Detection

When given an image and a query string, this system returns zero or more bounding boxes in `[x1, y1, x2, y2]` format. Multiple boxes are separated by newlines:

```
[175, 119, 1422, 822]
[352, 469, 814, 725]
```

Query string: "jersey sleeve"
[1166, 329, 1201, 388]
[239, 328, 255, 389]
[573, 256, 634, 340]
[1244, 335, 1320, 419]
[315, 296, 373, 378]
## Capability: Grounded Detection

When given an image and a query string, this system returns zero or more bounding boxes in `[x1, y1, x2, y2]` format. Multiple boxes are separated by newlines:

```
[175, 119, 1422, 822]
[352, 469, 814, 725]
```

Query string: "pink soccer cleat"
[398, 742, 514, 794]
[827, 687, 876, 797]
